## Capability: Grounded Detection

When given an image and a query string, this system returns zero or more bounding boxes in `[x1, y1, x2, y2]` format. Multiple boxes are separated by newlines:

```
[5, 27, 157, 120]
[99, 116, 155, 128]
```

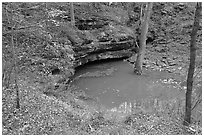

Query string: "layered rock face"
[62, 21, 137, 68]
[73, 40, 135, 67]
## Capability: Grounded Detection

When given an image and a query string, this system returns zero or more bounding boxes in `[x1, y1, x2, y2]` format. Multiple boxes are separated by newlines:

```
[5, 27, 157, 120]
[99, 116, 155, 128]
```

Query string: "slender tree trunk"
[140, 3, 144, 25]
[70, 2, 75, 26]
[6, 4, 20, 108]
[9, 6, 20, 109]
[183, 2, 201, 126]
[11, 25, 20, 109]
[134, 2, 153, 75]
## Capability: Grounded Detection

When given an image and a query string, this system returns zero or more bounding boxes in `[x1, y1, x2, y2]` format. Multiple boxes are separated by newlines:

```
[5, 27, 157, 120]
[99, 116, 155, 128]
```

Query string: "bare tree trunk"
[140, 3, 144, 25]
[134, 2, 153, 75]
[5, 4, 20, 108]
[11, 26, 20, 109]
[183, 2, 201, 126]
[9, 6, 20, 109]
[70, 2, 75, 26]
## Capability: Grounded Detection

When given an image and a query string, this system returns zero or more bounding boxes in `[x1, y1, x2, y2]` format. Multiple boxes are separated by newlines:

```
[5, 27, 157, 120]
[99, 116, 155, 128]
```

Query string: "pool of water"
[72, 60, 184, 108]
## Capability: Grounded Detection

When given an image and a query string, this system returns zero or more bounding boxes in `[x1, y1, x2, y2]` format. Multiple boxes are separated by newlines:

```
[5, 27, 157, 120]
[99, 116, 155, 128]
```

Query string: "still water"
[72, 59, 184, 108]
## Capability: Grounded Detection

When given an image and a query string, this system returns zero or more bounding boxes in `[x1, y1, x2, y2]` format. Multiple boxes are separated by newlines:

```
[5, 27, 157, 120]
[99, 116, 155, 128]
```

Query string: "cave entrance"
[75, 57, 129, 71]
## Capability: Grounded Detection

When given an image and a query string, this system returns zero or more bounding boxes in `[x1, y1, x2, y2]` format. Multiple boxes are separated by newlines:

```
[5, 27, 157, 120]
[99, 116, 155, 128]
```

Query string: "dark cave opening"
[75, 57, 129, 71]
